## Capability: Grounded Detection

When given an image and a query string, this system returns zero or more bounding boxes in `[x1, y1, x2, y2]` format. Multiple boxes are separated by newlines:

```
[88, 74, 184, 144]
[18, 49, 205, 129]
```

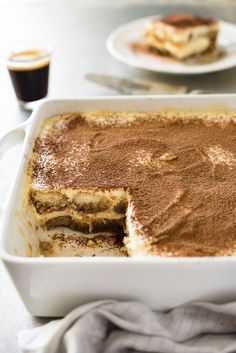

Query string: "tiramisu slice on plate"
[145, 13, 219, 60]
[28, 110, 236, 257]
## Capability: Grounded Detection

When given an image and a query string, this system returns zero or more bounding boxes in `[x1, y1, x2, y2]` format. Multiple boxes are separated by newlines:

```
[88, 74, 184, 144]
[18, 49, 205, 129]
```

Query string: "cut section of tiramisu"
[145, 13, 219, 59]
[28, 110, 236, 257]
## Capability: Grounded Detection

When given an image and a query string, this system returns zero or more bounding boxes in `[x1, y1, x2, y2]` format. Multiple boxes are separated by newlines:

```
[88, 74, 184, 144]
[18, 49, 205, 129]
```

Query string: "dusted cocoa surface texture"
[32, 112, 236, 256]
[159, 13, 216, 28]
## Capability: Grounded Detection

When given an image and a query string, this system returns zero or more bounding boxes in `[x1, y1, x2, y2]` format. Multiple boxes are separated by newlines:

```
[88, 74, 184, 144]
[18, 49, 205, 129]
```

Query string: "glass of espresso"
[5, 43, 51, 110]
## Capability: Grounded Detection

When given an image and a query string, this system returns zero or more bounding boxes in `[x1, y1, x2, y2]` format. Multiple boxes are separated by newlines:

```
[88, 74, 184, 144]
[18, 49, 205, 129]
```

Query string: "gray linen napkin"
[18, 300, 236, 353]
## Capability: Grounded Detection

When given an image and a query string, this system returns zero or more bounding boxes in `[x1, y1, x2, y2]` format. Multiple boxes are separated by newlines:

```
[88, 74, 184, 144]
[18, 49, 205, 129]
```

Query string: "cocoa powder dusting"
[32, 113, 236, 256]
[158, 13, 216, 28]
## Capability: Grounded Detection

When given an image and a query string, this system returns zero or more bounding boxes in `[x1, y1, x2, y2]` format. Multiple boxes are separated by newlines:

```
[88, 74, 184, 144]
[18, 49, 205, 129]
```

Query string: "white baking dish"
[1, 95, 236, 317]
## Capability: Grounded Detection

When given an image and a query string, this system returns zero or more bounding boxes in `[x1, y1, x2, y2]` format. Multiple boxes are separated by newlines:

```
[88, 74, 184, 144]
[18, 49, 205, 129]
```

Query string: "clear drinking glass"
[5, 43, 52, 111]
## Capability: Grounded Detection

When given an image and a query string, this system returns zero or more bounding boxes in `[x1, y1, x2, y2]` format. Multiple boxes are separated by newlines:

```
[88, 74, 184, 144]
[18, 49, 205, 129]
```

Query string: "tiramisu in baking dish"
[3, 96, 236, 316]
[28, 109, 236, 257]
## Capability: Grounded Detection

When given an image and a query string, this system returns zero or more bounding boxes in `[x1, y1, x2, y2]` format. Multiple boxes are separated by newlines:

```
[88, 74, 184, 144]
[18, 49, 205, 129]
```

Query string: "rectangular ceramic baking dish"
[1, 95, 236, 317]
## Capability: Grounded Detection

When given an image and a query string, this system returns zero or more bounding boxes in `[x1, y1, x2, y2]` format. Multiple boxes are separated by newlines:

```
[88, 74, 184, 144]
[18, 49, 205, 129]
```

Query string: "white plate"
[107, 16, 236, 75]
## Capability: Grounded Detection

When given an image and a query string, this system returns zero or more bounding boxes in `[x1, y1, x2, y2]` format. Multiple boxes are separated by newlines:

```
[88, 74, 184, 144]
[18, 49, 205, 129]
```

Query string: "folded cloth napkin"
[18, 300, 236, 353]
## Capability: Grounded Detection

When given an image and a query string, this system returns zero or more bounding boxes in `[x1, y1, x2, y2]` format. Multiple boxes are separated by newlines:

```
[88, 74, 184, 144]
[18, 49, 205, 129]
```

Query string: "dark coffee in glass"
[6, 45, 51, 110]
